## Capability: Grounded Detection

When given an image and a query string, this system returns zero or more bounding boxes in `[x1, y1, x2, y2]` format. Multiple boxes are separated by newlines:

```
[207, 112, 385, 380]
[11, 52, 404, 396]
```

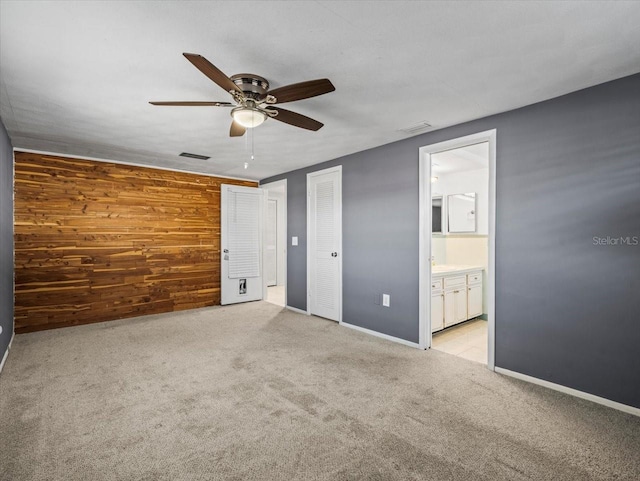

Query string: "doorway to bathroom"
[418, 130, 496, 369]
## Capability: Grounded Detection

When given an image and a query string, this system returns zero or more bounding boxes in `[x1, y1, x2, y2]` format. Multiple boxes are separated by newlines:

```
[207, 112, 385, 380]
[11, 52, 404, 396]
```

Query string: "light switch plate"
[292, 236, 298, 246]
[382, 294, 390, 307]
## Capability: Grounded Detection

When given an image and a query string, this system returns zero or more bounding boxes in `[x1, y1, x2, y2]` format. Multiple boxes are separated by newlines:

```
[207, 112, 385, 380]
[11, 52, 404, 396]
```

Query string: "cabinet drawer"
[467, 271, 482, 285]
[444, 275, 466, 289]
[431, 278, 442, 291]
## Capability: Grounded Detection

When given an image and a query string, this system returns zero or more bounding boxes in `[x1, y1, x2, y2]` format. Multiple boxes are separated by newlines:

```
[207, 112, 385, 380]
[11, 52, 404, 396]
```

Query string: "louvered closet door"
[221, 185, 266, 305]
[308, 167, 342, 321]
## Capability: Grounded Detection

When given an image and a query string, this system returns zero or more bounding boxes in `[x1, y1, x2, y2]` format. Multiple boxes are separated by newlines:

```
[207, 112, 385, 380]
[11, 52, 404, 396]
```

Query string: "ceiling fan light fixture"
[231, 106, 267, 128]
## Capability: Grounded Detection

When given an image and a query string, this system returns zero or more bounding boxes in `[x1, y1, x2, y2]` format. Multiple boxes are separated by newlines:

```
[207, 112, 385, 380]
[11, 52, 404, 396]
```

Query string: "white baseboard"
[285, 309, 419, 350]
[495, 367, 640, 418]
[286, 305, 309, 315]
[0, 332, 15, 375]
[340, 321, 420, 349]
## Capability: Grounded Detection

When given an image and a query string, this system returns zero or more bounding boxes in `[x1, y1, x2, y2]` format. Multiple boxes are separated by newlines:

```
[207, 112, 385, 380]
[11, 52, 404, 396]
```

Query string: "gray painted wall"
[262, 74, 640, 409]
[0, 118, 14, 365]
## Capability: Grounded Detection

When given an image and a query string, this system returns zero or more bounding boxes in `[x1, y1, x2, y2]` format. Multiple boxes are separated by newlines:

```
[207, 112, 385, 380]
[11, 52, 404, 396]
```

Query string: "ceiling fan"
[150, 53, 335, 137]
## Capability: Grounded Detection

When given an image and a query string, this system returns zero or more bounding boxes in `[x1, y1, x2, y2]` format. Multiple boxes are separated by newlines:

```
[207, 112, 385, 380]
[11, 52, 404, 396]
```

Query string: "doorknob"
[331, 252, 338, 257]
[223, 249, 229, 253]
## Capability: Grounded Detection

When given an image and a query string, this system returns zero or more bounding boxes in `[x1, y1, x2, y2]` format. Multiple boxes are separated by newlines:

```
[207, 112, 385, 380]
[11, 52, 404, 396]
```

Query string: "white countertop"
[431, 265, 484, 277]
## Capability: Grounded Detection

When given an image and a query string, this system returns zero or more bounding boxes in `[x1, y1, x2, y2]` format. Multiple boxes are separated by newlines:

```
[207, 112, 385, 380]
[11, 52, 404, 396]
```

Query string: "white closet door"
[221, 185, 266, 305]
[265, 199, 277, 286]
[307, 166, 342, 322]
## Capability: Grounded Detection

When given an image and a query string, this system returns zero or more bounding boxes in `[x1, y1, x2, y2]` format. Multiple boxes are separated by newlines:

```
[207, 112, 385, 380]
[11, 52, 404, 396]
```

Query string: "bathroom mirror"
[432, 196, 443, 234]
[448, 193, 476, 233]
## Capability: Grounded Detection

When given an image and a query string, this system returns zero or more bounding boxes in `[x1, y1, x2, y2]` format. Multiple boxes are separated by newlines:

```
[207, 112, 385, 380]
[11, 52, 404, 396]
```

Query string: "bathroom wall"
[445, 236, 488, 267]
[432, 166, 489, 312]
[431, 236, 447, 265]
[433, 167, 489, 235]
[431, 235, 488, 267]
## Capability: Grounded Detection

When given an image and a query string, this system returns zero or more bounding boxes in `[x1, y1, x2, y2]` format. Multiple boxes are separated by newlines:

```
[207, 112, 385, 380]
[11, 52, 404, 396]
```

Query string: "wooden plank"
[14, 151, 256, 333]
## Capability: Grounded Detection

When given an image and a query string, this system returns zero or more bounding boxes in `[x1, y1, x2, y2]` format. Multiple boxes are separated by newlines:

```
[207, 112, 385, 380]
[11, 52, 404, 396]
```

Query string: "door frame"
[418, 129, 497, 370]
[260, 179, 287, 307]
[306, 165, 343, 322]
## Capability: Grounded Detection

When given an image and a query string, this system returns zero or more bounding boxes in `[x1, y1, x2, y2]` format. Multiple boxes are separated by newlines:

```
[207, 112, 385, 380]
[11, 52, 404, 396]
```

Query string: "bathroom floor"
[432, 318, 487, 364]
[266, 285, 285, 307]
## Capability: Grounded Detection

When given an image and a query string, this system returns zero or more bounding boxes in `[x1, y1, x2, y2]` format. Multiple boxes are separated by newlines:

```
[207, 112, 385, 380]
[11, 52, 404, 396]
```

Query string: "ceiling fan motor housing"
[230, 74, 269, 100]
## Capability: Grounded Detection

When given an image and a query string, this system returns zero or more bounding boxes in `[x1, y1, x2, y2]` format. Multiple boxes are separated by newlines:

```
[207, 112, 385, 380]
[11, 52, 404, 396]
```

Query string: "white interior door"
[221, 184, 266, 305]
[265, 199, 277, 286]
[307, 166, 342, 322]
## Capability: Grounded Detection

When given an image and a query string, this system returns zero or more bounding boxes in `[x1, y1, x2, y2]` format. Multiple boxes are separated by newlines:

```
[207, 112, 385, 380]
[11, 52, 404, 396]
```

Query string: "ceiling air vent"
[179, 152, 210, 161]
[398, 121, 432, 135]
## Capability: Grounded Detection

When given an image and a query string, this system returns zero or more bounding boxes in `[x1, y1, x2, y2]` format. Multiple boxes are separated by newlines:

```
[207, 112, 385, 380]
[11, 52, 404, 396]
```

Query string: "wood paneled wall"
[14, 152, 256, 333]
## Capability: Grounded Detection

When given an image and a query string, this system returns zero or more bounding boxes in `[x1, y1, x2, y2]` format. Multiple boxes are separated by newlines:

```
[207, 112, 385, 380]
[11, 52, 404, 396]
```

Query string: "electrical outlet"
[382, 294, 390, 307]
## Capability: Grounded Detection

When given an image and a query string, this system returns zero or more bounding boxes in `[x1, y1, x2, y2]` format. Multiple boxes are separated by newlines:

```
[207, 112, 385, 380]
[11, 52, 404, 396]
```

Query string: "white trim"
[260, 179, 288, 307]
[341, 322, 420, 349]
[487, 132, 497, 369]
[495, 367, 640, 418]
[306, 165, 343, 321]
[286, 305, 309, 315]
[13, 148, 256, 182]
[0, 332, 15, 375]
[418, 152, 428, 349]
[418, 129, 497, 370]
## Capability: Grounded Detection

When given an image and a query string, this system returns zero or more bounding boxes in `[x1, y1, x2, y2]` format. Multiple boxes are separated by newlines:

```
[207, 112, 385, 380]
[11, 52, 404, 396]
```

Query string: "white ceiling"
[432, 142, 488, 175]
[1, 1, 639, 181]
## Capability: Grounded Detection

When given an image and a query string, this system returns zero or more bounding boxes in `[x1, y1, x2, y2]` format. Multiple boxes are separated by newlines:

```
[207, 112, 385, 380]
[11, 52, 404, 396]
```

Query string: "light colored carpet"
[1, 302, 639, 480]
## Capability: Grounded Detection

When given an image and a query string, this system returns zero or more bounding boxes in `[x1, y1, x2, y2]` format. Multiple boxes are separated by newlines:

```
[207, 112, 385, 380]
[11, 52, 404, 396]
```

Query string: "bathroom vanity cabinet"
[431, 278, 444, 332]
[431, 266, 483, 333]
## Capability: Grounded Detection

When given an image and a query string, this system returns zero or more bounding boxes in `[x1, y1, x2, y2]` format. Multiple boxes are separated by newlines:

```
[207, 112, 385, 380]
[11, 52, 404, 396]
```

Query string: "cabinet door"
[467, 284, 483, 319]
[431, 293, 444, 332]
[444, 291, 455, 327]
[445, 289, 467, 327]
[453, 289, 467, 323]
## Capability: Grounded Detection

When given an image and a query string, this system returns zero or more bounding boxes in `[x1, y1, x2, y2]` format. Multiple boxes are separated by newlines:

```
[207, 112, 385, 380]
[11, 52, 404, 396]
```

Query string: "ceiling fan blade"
[183, 53, 242, 94]
[268, 79, 335, 104]
[269, 107, 324, 131]
[230, 120, 246, 137]
[149, 101, 233, 106]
